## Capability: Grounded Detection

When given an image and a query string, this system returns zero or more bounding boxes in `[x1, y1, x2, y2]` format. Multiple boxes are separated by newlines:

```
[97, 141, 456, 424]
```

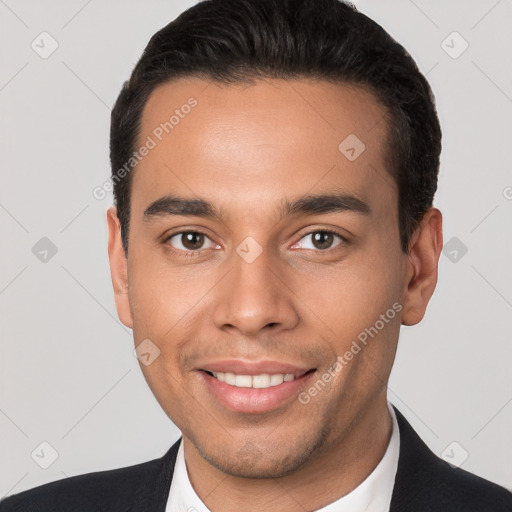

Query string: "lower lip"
[198, 370, 315, 413]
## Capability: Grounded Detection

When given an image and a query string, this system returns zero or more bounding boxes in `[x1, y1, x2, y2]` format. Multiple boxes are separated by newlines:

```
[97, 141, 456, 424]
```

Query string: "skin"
[107, 77, 443, 511]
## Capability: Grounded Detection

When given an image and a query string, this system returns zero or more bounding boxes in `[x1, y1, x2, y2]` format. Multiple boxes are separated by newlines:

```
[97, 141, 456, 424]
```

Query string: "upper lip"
[197, 359, 314, 377]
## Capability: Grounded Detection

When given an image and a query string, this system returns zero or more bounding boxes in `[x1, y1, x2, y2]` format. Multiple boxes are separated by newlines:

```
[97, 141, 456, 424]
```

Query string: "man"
[2, 0, 511, 510]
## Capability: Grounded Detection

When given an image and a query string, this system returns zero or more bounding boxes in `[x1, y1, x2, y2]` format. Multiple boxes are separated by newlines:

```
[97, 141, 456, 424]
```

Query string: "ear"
[401, 207, 443, 326]
[107, 206, 133, 328]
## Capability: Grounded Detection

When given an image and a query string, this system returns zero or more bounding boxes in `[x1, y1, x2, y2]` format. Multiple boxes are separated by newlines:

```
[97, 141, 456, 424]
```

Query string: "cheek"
[127, 251, 197, 335]
[289, 255, 402, 345]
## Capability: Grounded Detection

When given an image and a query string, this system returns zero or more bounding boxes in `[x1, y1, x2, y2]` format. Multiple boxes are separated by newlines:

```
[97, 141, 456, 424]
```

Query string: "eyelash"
[163, 228, 349, 258]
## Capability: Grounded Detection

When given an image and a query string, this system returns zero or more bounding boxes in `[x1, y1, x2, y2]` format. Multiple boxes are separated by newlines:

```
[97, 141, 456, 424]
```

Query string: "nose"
[212, 246, 300, 336]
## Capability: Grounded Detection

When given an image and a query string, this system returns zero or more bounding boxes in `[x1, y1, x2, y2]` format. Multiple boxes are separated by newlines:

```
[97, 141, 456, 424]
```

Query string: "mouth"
[196, 364, 317, 413]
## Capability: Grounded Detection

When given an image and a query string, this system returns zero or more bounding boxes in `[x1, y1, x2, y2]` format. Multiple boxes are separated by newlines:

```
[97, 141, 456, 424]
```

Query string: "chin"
[197, 439, 319, 479]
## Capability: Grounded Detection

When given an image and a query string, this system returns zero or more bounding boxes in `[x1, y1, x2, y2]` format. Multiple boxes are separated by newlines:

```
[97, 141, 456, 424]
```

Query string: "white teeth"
[253, 374, 271, 388]
[224, 372, 236, 385]
[235, 375, 253, 388]
[270, 374, 284, 386]
[211, 372, 297, 389]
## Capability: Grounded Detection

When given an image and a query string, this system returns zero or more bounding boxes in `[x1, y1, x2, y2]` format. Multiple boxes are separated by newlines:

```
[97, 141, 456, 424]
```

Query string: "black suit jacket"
[2, 408, 511, 511]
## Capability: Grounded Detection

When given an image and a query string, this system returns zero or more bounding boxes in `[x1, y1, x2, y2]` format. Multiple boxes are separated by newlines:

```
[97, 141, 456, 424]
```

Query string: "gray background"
[1, 0, 511, 498]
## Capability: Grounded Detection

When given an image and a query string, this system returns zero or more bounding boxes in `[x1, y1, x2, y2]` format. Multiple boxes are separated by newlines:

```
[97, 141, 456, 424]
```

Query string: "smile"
[198, 367, 316, 413]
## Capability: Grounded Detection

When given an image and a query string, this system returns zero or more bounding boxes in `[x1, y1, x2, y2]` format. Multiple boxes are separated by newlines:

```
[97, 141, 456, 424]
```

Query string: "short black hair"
[110, 0, 441, 254]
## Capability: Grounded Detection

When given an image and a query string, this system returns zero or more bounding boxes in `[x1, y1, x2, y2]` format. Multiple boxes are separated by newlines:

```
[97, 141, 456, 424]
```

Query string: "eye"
[165, 231, 217, 253]
[292, 230, 346, 251]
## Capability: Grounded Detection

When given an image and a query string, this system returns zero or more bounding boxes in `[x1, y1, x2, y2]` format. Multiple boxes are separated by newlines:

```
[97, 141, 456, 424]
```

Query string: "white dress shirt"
[166, 403, 400, 512]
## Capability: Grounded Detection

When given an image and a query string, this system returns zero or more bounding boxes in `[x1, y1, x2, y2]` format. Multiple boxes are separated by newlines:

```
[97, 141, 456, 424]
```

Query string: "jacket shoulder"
[437, 462, 512, 510]
[392, 407, 512, 512]
[0, 442, 180, 512]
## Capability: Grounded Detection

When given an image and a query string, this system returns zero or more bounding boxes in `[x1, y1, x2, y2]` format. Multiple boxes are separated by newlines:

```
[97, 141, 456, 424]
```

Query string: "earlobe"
[106, 206, 133, 328]
[401, 208, 443, 326]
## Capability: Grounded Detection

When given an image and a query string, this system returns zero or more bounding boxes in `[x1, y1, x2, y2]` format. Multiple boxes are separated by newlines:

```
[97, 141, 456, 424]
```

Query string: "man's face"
[112, 78, 410, 477]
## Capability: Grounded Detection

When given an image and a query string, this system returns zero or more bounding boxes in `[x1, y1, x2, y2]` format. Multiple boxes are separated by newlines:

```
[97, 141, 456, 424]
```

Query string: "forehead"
[132, 77, 394, 215]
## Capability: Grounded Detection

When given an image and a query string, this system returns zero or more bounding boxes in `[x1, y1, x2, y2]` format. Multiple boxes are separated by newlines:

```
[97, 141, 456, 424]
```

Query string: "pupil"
[182, 232, 204, 250]
[313, 231, 333, 250]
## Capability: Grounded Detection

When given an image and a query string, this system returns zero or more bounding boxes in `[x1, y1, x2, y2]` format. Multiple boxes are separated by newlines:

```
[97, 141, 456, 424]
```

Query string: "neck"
[183, 399, 393, 512]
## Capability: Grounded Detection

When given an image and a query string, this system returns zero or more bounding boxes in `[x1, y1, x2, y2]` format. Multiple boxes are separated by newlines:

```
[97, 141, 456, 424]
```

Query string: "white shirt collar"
[166, 403, 400, 512]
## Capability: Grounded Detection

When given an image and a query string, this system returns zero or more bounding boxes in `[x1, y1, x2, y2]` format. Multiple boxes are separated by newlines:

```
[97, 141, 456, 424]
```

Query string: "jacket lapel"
[131, 437, 182, 511]
[390, 407, 448, 511]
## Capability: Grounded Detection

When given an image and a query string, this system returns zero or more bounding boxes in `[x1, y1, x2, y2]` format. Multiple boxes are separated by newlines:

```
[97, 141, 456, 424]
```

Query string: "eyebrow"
[143, 192, 371, 221]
